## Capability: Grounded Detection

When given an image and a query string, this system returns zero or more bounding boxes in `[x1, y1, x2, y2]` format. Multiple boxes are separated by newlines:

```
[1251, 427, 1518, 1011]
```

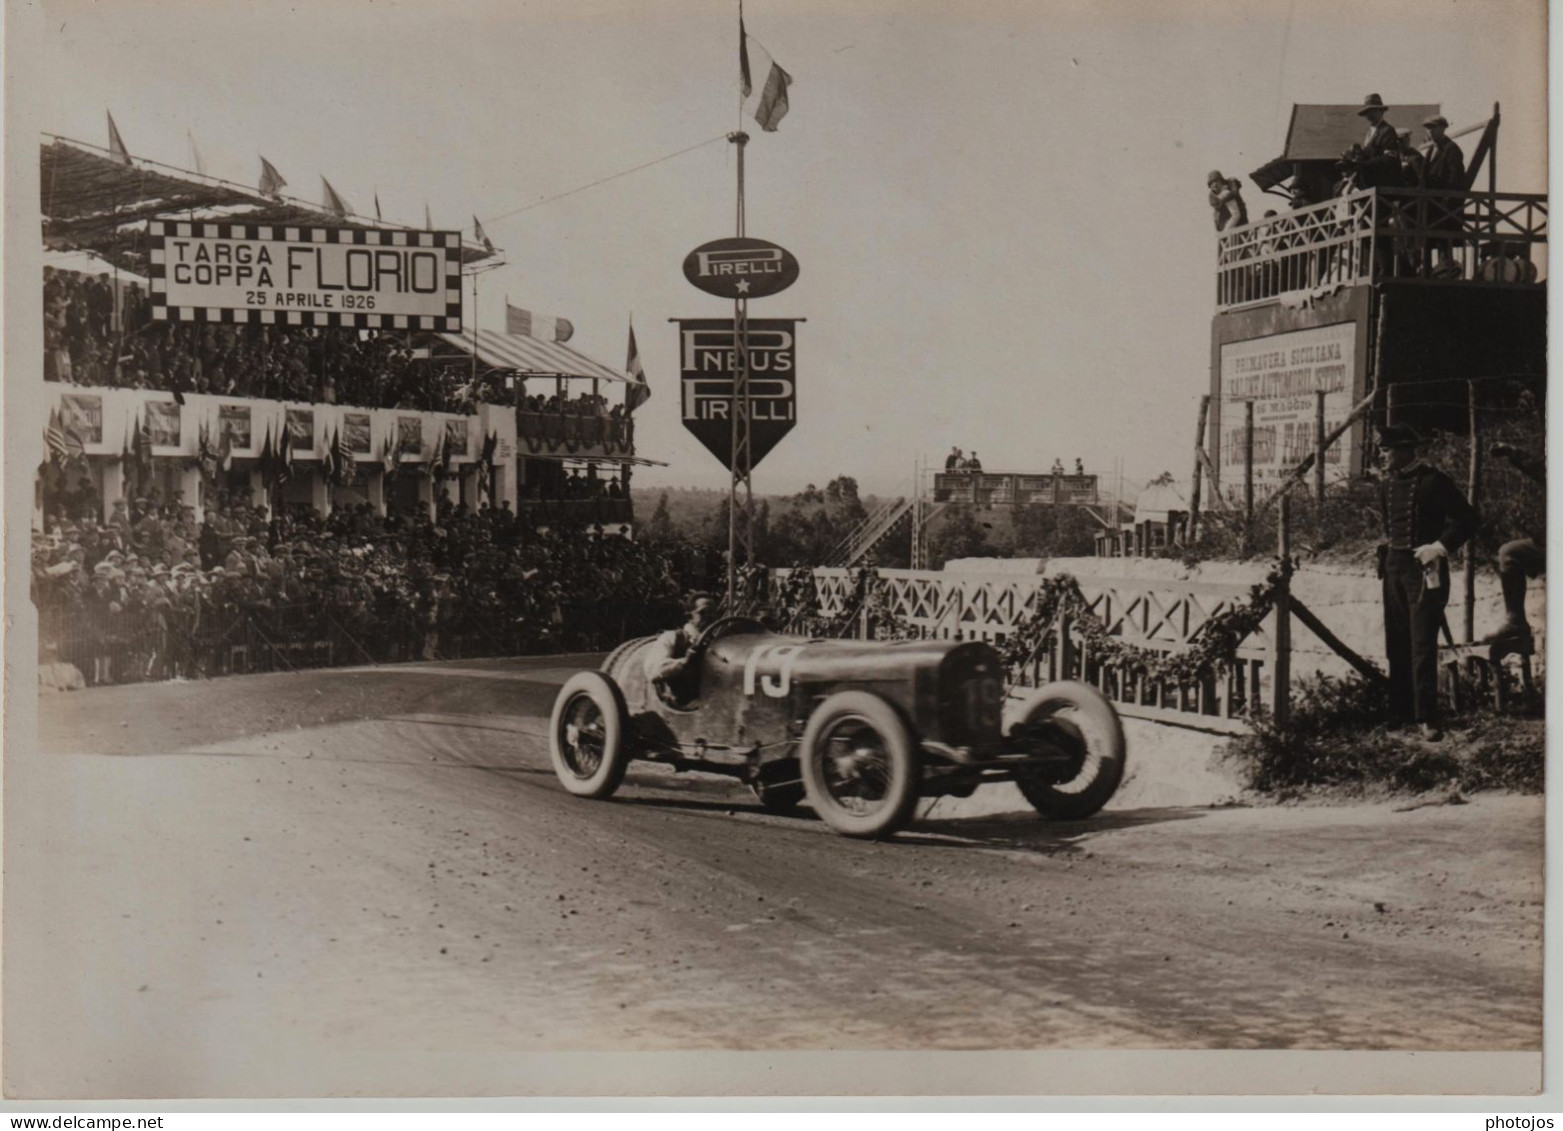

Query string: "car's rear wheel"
[799, 691, 921, 839]
[1006, 681, 1126, 820]
[549, 671, 632, 799]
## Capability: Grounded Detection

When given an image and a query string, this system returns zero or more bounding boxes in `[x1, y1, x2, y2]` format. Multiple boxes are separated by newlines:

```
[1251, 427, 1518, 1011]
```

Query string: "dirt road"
[6, 657, 1543, 1097]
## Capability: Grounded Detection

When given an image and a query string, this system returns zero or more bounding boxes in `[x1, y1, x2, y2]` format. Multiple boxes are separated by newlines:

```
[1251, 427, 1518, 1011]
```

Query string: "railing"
[515, 497, 633, 525]
[1216, 187, 1547, 309]
[826, 496, 912, 567]
[932, 472, 1099, 506]
[515, 411, 633, 457]
[779, 565, 1274, 734]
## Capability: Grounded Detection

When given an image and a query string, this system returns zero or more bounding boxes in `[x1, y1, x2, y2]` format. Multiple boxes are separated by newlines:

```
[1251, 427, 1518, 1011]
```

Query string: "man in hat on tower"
[1352, 94, 1404, 188]
[1419, 114, 1468, 277]
[1376, 424, 1479, 740]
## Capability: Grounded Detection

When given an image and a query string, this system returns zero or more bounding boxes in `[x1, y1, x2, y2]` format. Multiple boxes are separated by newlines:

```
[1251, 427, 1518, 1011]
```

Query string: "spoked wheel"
[799, 691, 921, 839]
[1005, 681, 1127, 820]
[548, 671, 632, 799]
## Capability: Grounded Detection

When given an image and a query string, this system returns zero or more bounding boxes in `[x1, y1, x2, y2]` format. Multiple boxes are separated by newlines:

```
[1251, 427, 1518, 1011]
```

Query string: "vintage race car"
[547, 616, 1127, 839]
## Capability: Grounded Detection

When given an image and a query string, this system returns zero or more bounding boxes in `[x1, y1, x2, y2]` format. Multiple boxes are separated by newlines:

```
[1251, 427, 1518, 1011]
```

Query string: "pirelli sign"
[147, 221, 464, 330]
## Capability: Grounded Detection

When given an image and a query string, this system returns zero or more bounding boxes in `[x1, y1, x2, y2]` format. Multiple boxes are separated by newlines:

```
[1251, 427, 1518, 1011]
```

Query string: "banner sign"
[1219, 322, 1357, 486]
[397, 416, 423, 454]
[218, 404, 252, 449]
[286, 408, 314, 452]
[444, 419, 470, 458]
[147, 221, 464, 331]
[677, 319, 796, 470]
[682, 237, 800, 300]
[342, 412, 372, 453]
[145, 401, 181, 447]
[60, 394, 103, 443]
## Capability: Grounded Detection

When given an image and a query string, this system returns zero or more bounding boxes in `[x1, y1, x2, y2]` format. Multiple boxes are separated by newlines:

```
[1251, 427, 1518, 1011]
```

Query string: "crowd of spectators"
[33, 488, 702, 686]
[42, 266, 634, 421]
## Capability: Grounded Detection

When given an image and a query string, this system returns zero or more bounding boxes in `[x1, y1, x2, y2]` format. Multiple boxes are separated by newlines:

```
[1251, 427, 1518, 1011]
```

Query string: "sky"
[22, 0, 1549, 497]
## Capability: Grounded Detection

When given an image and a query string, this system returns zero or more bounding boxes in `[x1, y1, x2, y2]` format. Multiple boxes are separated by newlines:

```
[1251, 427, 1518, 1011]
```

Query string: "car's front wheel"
[1006, 681, 1126, 820]
[549, 671, 632, 799]
[799, 691, 921, 839]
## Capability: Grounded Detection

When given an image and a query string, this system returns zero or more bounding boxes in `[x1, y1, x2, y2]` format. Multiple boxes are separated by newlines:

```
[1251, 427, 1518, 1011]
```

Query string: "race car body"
[548, 617, 1127, 839]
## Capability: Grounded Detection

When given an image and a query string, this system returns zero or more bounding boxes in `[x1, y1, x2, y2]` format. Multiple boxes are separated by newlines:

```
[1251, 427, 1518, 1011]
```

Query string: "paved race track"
[6, 656, 1543, 1098]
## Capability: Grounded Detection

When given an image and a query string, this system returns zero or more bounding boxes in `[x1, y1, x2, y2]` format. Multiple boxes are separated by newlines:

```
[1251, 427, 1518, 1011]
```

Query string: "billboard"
[147, 221, 463, 330]
[145, 401, 181, 447]
[677, 319, 796, 471]
[342, 413, 372, 454]
[60, 394, 103, 444]
[286, 408, 314, 452]
[1218, 322, 1357, 487]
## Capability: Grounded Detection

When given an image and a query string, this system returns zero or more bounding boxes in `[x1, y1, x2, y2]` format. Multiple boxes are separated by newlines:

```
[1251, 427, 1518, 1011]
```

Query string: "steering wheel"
[691, 615, 767, 655]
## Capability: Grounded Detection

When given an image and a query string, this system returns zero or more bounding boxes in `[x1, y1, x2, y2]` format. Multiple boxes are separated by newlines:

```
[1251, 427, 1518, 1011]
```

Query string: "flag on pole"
[278, 423, 294, 485]
[374, 191, 382, 221]
[259, 156, 287, 196]
[553, 318, 575, 343]
[740, 16, 792, 131]
[334, 425, 353, 484]
[258, 425, 276, 487]
[505, 302, 533, 337]
[625, 319, 651, 411]
[424, 202, 434, 231]
[321, 426, 337, 483]
[217, 424, 233, 473]
[187, 129, 206, 176]
[322, 177, 352, 218]
[106, 111, 131, 165]
[473, 216, 495, 254]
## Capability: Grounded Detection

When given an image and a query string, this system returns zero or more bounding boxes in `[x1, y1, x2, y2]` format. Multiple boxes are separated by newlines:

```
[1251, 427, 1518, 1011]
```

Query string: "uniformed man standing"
[1377, 424, 1479, 739]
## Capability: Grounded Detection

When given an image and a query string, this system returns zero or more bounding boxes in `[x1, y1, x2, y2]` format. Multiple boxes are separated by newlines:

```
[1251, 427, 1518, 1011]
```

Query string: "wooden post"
[1314, 389, 1327, 510]
[1464, 379, 1481, 643]
[1270, 493, 1292, 729]
[1385, 381, 1398, 426]
[1243, 399, 1255, 546]
[1190, 394, 1210, 542]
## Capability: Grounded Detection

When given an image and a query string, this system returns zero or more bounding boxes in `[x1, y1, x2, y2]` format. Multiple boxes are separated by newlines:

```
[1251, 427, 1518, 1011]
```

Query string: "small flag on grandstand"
[259, 156, 287, 197]
[45, 406, 68, 465]
[474, 216, 494, 254]
[381, 434, 397, 475]
[278, 424, 293, 485]
[626, 318, 651, 411]
[322, 177, 353, 219]
[374, 191, 382, 221]
[218, 425, 233, 473]
[187, 130, 206, 176]
[320, 427, 337, 483]
[106, 111, 131, 166]
[425, 203, 434, 232]
[553, 318, 575, 343]
[740, 10, 792, 132]
[506, 302, 575, 342]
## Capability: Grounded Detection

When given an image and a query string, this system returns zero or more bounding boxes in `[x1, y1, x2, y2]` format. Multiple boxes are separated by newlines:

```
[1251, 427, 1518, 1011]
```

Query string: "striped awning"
[440, 326, 625, 383]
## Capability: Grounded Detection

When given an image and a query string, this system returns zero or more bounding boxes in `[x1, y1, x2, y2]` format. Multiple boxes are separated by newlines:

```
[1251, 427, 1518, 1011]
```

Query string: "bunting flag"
[258, 425, 276, 488]
[218, 425, 233, 473]
[197, 422, 218, 480]
[258, 156, 287, 196]
[334, 425, 353, 484]
[553, 318, 575, 343]
[278, 424, 294, 485]
[740, 15, 792, 132]
[106, 110, 131, 166]
[625, 318, 651, 411]
[322, 177, 352, 218]
[320, 427, 337, 483]
[187, 129, 206, 176]
[380, 433, 397, 475]
[45, 406, 68, 465]
[473, 216, 495, 254]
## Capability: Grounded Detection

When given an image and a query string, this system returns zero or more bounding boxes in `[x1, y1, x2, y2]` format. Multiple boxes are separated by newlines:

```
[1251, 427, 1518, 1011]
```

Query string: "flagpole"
[726, 129, 751, 606]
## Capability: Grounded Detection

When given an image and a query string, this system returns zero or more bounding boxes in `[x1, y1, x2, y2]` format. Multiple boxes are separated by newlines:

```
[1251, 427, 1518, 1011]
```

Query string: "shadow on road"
[915, 806, 1209, 853]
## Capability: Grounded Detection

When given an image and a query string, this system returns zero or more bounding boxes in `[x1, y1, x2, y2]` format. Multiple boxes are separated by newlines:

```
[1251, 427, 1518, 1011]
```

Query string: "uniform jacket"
[1378, 461, 1479, 553]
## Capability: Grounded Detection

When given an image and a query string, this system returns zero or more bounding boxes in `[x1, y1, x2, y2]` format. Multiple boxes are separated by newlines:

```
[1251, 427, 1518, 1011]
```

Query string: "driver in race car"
[643, 591, 718, 705]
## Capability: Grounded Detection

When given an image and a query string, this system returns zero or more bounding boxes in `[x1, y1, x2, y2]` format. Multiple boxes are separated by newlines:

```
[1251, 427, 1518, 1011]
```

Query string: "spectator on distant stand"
[1207, 171, 1249, 231]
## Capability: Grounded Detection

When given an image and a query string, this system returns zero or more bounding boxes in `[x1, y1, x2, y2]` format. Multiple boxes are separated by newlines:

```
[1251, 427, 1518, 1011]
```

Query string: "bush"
[1226, 672, 1544, 796]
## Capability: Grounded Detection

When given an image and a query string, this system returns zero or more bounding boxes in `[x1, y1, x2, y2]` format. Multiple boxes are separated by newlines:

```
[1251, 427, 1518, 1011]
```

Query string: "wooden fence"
[783, 565, 1280, 735]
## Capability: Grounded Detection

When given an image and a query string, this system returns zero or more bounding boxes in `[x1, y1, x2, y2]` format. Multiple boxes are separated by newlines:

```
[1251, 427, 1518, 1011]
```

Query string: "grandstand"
[37, 133, 651, 533]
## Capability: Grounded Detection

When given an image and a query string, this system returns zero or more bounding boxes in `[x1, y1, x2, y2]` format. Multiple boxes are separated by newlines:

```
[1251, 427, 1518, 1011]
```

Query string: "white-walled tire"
[799, 691, 921, 839]
[549, 671, 632, 799]
[1005, 681, 1126, 820]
